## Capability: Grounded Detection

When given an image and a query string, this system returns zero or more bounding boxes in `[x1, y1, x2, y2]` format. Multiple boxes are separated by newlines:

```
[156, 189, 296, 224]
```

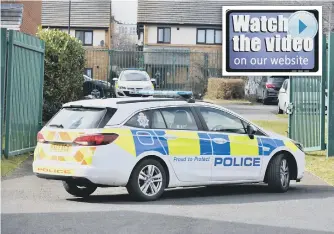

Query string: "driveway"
[2, 157, 334, 234]
[221, 103, 281, 121]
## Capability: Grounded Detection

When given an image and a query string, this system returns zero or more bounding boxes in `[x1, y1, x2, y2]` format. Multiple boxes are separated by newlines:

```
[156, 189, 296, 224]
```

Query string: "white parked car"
[113, 70, 155, 98]
[33, 91, 305, 201]
[278, 79, 328, 114]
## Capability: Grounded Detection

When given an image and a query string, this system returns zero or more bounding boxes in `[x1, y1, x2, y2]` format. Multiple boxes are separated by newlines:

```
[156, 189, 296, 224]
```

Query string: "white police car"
[33, 91, 305, 201]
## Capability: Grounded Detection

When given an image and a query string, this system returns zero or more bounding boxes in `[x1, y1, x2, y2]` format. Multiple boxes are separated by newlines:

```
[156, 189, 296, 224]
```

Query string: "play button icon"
[299, 19, 307, 33]
[288, 11, 318, 39]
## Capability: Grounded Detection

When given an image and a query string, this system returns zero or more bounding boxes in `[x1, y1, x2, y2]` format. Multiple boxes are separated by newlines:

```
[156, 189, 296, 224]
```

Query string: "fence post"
[38, 40, 45, 131]
[320, 36, 327, 150]
[4, 30, 14, 158]
[0, 28, 7, 158]
[327, 32, 334, 157]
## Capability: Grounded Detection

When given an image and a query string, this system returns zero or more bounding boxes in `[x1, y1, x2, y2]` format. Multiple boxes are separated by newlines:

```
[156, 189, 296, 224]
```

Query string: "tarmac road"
[221, 103, 281, 121]
[2, 157, 334, 234]
[1, 103, 333, 234]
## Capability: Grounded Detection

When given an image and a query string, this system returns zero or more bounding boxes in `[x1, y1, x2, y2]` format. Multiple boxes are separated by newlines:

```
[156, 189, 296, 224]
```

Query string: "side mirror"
[246, 124, 257, 139]
[151, 78, 156, 83]
[112, 78, 118, 81]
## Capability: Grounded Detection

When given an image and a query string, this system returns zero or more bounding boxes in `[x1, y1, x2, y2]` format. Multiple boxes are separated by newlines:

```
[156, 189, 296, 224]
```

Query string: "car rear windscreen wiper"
[49, 124, 64, 128]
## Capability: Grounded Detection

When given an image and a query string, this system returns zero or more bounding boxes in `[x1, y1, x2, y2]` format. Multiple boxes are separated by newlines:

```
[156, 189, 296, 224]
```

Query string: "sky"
[112, 0, 138, 24]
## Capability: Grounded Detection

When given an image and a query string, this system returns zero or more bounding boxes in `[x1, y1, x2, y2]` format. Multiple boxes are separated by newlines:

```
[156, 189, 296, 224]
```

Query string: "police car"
[33, 91, 305, 201]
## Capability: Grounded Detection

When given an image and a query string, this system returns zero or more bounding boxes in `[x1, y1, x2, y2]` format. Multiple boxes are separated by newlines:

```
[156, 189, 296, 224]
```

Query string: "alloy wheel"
[138, 165, 163, 196]
[280, 159, 289, 188]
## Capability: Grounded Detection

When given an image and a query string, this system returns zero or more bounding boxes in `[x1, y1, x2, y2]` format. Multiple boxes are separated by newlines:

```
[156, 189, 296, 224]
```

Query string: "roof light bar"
[129, 90, 193, 97]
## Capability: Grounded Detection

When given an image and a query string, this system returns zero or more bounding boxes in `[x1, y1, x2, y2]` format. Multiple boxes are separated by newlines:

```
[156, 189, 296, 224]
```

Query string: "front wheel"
[126, 159, 167, 201]
[63, 181, 97, 197]
[267, 154, 290, 192]
[277, 102, 283, 114]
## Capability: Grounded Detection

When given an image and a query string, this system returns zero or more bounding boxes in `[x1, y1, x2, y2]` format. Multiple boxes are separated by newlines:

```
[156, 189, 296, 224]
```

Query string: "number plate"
[50, 144, 70, 153]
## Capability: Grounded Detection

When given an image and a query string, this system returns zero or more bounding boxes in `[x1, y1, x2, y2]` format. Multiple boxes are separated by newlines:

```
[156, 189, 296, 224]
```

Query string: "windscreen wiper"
[49, 124, 64, 128]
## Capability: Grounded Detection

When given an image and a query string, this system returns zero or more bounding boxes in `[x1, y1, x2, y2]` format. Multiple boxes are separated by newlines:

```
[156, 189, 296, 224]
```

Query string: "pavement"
[2, 104, 334, 234]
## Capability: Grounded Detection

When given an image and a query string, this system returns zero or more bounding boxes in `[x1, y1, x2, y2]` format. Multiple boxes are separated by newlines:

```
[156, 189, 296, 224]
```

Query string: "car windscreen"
[47, 107, 116, 129]
[120, 72, 149, 81]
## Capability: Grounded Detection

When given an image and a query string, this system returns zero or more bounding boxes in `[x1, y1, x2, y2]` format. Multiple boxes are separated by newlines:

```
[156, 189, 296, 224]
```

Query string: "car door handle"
[164, 134, 178, 140]
[212, 138, 228, 144]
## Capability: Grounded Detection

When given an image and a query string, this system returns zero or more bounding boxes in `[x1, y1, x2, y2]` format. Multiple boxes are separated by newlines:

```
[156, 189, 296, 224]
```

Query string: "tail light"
[73, 134, 118, 146]
[37, 132, 45, 143]
[266, 83, 275, 89]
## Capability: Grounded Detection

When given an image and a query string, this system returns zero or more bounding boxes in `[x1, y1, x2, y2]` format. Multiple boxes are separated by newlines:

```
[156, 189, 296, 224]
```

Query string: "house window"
[84, 68, 93, 78]
[157, 27, 171, 43]
[196, 29, 222, 44]
[75, 30, 93, 46]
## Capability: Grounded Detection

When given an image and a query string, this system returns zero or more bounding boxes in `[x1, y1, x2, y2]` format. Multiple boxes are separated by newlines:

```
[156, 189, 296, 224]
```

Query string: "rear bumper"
[32, 160, 129, 186]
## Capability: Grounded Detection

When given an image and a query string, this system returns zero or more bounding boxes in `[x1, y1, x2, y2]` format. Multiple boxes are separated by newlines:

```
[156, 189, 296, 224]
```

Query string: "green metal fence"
[288, 34, 333, 155]
[2, 30, 45, 158]
[110, 49, 222, 95]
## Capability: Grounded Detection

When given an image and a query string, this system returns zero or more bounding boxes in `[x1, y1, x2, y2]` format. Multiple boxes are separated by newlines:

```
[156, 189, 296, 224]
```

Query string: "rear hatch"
[35, 106, 117, 165]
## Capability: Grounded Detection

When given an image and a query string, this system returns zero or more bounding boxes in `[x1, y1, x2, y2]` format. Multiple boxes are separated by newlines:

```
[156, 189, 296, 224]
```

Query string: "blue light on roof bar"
[129, 90, 193, 97]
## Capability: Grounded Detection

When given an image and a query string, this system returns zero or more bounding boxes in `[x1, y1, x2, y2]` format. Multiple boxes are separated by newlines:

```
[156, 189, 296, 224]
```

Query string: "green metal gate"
[109, 49, 221, 95]
[288, 36, 329, 153]
[3, 30, 45, 157]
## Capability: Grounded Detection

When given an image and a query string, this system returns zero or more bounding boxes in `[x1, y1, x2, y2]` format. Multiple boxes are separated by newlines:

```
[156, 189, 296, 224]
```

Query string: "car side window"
[282, 80, 288, 90]
[199, 107, 246, 134]
[160, 107, 198, 130]
[151, 110, 167, 129]
[125, 110, 151, 129]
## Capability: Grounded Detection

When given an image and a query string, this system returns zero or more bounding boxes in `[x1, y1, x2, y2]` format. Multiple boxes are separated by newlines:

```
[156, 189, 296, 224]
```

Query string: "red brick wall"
[19, 1, 42, 35]
[2, 0, 42, 35]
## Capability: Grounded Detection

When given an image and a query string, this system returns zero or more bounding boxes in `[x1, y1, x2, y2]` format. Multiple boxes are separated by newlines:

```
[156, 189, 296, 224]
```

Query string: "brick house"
[1, 1, 42, 35]
[137, 0, 333, 92]
[41, 0, 112, 81]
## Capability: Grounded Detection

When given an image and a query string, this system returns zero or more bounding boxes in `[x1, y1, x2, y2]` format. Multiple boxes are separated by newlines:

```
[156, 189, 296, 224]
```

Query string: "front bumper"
[115, 89, 153, 97]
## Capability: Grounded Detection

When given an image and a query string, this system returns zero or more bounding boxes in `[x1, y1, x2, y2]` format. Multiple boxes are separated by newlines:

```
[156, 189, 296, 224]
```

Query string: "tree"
[112, 27, 137, 50]
[37, 28, 85, 121]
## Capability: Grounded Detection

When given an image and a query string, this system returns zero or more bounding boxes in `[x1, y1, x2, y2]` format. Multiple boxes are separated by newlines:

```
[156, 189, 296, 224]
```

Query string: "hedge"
[37, 28, 85, 121]
[206, 78, 245, 99]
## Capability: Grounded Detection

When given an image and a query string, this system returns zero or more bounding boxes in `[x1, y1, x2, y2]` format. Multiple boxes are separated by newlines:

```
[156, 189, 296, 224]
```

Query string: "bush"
[206, 78, 245, 99]
[37, 28, 85, 121]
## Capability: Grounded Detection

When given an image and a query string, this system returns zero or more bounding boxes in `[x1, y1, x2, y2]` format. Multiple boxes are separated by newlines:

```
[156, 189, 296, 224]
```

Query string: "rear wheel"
[267, 154, 290, 192]
[126, 159, 166, 201]
[63, 181, 97, 197]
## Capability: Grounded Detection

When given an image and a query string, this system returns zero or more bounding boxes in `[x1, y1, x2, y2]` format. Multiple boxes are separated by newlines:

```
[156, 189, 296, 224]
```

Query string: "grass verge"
[1, 153, 30, 177]
[203, 98, 253, 105]
[253, 120, 334, 186]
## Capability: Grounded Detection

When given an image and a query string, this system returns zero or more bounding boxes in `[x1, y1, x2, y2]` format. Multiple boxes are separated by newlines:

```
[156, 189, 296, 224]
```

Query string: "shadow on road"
[67, 183, 334, 205]
[3, 209, 331, 234]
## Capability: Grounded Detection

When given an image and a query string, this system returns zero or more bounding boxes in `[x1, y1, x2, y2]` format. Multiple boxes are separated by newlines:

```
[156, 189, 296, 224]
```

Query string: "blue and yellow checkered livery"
[105, 128, 299, 157]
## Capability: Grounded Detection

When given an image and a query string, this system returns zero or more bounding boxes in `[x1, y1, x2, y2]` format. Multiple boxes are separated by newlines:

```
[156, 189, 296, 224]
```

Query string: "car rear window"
[47, 107, 116, 129]
[268, 76, 288, 83]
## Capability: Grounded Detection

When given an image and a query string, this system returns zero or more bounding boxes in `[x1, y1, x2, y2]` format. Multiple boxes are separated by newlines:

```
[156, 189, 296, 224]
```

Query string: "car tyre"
[63, 181, 97, 197]
[126, 159, 167, 201]
[267, 154, 290, 193]
[277, 102, 283, 114]
[262, 98, 269, 105]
